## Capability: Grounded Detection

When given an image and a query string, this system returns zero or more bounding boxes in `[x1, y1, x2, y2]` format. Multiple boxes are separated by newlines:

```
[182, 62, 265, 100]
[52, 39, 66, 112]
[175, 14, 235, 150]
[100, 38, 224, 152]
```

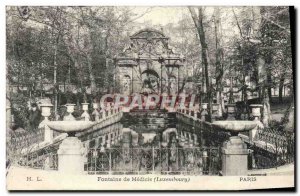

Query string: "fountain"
[211, 120, 258, 176]
[212, 120, 257, 136]
[46, 107, 94, 174]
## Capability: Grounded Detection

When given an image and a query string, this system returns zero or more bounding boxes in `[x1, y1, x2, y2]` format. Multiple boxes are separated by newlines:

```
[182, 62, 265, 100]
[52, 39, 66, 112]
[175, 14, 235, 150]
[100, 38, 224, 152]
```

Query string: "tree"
[189, 7, 212, 121]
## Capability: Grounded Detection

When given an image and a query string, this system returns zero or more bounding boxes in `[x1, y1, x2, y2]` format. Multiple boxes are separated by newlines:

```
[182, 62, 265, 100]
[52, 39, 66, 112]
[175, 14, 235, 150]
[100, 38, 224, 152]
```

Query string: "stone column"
[250, 104, 263, 121]
[249, 104, 264, 142]
[211, 103, 220, 121]
[122, 128, 132, 148]
[39, 103, 53, 143]
[193, 134, 199, 146]
[187, 132, 193, 147]
[222, 136, 248, 176]
[114, 131, 118, 144]
[106, 133, 111, 148]
[202, 150, 208, 171]
[200, 103, 208, 121]
[111, 132, 115, 146]
[107, 104, 112, 116]
[102, 110, 106, 119]
[57, 136, 85, 174]
[92, 103, 100, 121]
[193, 109, 198, 119]
[226, 104, 236, 120]
[81, 103, 90, 121]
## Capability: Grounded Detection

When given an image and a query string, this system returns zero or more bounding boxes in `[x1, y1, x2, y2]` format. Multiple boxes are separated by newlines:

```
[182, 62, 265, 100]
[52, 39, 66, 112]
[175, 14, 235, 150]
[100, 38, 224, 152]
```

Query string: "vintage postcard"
[6, 6, 295, 191]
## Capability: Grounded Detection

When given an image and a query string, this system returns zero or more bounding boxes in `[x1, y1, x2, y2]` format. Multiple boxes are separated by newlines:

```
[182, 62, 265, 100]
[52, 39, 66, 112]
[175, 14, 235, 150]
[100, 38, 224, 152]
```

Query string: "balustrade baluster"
[109, 149, 112, 174]
[152, 147, 155, 174]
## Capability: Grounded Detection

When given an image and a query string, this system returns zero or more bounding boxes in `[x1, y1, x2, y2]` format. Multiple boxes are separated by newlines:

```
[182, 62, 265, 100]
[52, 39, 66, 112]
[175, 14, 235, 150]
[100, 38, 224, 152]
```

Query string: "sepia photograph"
[5, 5, 295, 191]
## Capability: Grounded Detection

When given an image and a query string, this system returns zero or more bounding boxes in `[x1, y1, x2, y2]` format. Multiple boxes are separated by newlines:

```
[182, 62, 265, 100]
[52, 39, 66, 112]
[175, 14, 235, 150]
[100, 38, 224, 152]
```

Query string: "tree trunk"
[267, 71, 272, 103]
[189, 7, 212, 122]
[86, 55, 97, 96]
[258, 56, 272, 127]
[278, 74, 285, 103]
[283, 88, 294, 132]
[53, 37, 58, 116]
[213, 8, 224, 117]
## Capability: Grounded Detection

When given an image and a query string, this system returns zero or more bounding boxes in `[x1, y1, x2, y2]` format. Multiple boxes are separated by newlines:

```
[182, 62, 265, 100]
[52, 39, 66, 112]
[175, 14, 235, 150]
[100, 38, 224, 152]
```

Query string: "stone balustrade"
[18, 97, 291, 177]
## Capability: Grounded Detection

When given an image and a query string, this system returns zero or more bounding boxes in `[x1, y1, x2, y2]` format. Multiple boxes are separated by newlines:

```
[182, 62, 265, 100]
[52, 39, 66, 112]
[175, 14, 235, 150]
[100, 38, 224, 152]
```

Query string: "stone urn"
[40, 103, 53, 118]
[63, 103, 76, 121]
[46, 121, 94, 174]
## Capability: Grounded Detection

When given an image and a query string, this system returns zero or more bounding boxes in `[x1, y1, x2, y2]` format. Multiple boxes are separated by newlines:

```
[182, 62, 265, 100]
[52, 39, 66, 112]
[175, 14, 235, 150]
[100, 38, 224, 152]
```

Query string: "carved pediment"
[120, 28, 178, 59]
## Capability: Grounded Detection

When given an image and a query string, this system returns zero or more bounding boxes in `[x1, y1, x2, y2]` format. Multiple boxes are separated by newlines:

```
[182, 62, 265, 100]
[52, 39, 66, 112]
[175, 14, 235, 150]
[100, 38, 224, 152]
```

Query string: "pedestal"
[92, 103, 100, 121]
[57, 137, 85, 174]
[39, 103, 54, 143]
[81, 103, 91, 121]
[44, 124, 53, 143]
[222, 136, 248, 176]
[249, 104, 264, 142]
[250, 104, 263, 120]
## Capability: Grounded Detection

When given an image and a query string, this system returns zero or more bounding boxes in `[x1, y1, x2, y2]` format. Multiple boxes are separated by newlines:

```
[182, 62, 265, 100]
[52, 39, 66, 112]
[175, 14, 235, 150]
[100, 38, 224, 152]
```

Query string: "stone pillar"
[39, 103, 54, 143]
[249, 104, 264, 142]
[107, 104, 112, 116]
[187, 132, 193, 147]
[131, 131, 138, 146]
[250, 104, 263, 121]
[202, 150, 208, 171]
[81, 103, 90, 121]
[111, 132, 115, 146]
[222, 136, 249, 176]
[193, 134, 199, 146]
[200, 103, 208, 121]
[57, 137, 85, 174]
[107, 133, 111, 148]
[102, 110, 106, 119]
[179, 136, 185, 147]
[122, 128, 132, 148]
[193, 109, 198, 119]
[226, 104, 236, 120]
[114, 132, 118, 144]
[211, 103, 220, 121]
[92, 103, 100, 121]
